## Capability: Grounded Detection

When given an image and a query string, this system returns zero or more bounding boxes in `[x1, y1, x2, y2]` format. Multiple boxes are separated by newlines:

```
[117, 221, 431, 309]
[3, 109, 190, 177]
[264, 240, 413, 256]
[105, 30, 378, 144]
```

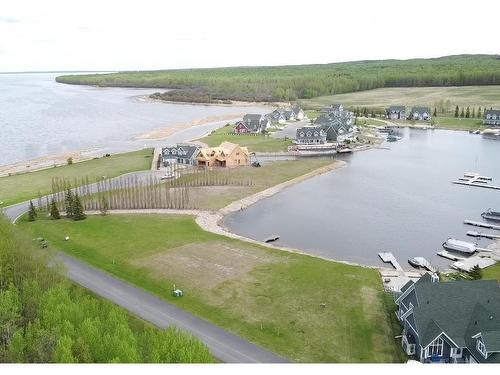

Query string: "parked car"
[161, 172, 175, 180]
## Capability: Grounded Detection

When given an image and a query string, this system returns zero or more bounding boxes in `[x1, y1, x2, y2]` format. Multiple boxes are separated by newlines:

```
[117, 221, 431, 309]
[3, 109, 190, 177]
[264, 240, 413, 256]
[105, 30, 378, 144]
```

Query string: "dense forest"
[56, 55, 500, 102]
[0, 217, 213, 363]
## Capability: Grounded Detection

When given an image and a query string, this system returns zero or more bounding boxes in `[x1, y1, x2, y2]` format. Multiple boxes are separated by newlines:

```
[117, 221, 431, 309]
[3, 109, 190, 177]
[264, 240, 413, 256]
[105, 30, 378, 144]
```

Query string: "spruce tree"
[433, 108, 437, 117]
[460, 107, 465, 117]
[477, 107, 482, 119]
[50, 199, 61, 220]
[469, 265, 482, 280]
[65, 189, 74, 218]
[100, 196, 109, 216]
[465, 106, 470, 118]
[72, 193, 86, 221]
[454, 105, 459, 117]
[472, 108, 475, 118]
[28, 201, 37, 222]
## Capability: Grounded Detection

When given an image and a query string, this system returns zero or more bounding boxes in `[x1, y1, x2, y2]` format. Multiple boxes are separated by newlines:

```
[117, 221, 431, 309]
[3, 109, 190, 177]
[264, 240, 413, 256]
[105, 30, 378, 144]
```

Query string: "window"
[477, 339, 486, 357]
[451, 348, 462, 357]
[426, 337, 444, 358]
[407, 344, 416, 355]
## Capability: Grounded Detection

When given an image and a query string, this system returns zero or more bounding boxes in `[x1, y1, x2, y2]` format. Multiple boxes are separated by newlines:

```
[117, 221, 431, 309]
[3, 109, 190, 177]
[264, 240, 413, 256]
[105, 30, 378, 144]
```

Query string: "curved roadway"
[2, 171, 287, 363]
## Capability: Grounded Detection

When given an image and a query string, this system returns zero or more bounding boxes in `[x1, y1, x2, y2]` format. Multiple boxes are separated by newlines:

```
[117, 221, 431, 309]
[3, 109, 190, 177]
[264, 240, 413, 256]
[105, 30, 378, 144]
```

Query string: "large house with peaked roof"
[295, 126, 327, 144]
[315, 114, 354, 143]
[386, 105, 406, 120]
[395, 274, 500, 363]
[196, 142, 249, 168]
[409, 106, 431, 121]
[484, 109, 500, 127]
[266, 110, 286, 124]
[291, 105, 305, 120]
[162, 144, 202, 167]
[237, 114, 270, 133]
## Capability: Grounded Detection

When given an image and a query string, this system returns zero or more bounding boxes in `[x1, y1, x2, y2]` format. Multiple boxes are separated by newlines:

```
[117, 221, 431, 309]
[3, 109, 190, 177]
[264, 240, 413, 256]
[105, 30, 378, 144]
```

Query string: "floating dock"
[409, 257, 439, 273]
[437, 251, 465, 261]
[466, 230, 500, 240]
[451, 256, 496, 272]
[453, 173, 500, 190]
[378, 252, 403, 272]
[464, 220, 500, 231]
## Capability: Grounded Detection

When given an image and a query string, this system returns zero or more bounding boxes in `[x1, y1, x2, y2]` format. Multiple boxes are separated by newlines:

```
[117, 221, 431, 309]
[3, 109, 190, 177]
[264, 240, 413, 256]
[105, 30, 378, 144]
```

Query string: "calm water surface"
[0, 73, 266, 166]
[225, 129, 500, 269]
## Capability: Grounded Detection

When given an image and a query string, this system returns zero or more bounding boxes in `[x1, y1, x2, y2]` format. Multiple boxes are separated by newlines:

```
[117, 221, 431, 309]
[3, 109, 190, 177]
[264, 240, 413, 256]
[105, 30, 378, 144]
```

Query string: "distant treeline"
[56, 55, 500, 102]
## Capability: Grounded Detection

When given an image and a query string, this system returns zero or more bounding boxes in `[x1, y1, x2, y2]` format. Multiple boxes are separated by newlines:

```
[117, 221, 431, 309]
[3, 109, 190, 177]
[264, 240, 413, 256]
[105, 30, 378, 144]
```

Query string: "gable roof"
[388, 105, 406, 112]
[162, 143, 201, 159]
[484, 109, 500, 117]
[410, 280, 500, 349]
[243, 114, 264, 122]
[410, 106, 430, 115]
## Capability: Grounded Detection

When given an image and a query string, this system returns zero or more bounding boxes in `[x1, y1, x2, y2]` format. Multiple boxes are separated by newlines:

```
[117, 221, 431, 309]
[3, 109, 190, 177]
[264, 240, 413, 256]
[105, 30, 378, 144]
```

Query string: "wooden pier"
[378, 252, 403, 272]
[411, 257, 439, 273]
[437, 251, 465, 261]
[464, 220, 500, 231]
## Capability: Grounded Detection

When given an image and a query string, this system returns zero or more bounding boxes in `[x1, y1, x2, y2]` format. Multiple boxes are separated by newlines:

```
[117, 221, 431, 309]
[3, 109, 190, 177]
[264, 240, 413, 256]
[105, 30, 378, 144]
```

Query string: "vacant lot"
[300, 86, 500, 111]
[197, 125, 293, 152]
[177, 158, 337, 210]
[0, 149, 153, 206]
[20, 214, 405, 363]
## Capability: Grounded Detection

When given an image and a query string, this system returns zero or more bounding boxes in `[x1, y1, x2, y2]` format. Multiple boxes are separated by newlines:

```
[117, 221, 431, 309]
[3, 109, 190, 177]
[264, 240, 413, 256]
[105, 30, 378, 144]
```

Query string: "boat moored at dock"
[442, 238, 477, 254]
[481, 208, 500, 222]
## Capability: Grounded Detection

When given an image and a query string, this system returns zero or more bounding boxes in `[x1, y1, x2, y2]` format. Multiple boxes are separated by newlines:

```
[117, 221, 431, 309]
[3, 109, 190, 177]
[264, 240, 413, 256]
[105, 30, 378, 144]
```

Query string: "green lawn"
[177, 158, 337, 210]
[197, 125, 293, 153]
[0, 149, 153, 207]
[432, 116, 485, 131]
[482, 263, 500, 281]
[19, 214, 405, 363]
[300, 86, 500, 111]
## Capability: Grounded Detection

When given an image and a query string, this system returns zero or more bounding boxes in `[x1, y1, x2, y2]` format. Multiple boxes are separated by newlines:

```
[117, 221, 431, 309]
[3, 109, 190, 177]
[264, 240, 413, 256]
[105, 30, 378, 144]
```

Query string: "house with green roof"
[395, 274, 500, 363]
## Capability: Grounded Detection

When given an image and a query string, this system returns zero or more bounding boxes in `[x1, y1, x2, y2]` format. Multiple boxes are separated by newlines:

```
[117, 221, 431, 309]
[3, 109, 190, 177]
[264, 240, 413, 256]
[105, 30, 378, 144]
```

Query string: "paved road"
[2, 176, 287, 363]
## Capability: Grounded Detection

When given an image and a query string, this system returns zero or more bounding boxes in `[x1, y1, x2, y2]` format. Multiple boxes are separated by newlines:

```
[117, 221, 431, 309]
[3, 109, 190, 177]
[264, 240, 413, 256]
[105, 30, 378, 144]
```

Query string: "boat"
[264, 235, 280, 243]
[442, 238, 477, 254]
[481, 208, 500, 222]
[408, 258, 422, 268]
[386, 134, 400, 142]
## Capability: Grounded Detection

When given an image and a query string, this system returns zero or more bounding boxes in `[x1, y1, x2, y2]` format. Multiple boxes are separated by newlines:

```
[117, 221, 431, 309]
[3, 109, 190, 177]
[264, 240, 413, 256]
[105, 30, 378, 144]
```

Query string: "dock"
[451, 256, 496, 272]
[464, 220, 500, 231]
[411, 257, 439, 273]
[466, 230, 500, 240]
[453, 173, 500, 190]
[378, 252, 403, 272]
[437, 251, 465, 261]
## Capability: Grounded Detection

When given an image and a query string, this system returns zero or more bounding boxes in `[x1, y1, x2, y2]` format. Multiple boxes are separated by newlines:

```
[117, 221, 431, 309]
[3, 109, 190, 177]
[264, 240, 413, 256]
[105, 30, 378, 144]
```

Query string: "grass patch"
[482, 263, 500, 281]
[176, 158, 336, 210]
[19, 214, 404, 363]
[0, 149, 153, 207]
[432, 116, 485, 131]
[197, 125, 293, 153]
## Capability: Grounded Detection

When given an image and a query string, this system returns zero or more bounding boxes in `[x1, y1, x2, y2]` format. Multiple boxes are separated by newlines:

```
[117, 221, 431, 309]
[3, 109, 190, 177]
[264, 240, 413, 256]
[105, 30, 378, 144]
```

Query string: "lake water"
[225, 129, 500, 269]
[0, 73, 266, 166]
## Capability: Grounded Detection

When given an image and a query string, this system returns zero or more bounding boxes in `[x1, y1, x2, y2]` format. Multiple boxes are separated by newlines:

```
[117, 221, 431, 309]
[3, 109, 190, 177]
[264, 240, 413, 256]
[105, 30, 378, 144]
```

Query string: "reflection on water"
[224, 129, 500, 269]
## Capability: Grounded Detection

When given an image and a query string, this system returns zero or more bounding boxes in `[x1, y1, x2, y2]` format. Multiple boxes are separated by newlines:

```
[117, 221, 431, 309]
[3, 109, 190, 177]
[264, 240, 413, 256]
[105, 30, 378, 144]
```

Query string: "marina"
[453, 173, 500, 190]
[466, 230, 500, 240]
[464, 220, 500, 231]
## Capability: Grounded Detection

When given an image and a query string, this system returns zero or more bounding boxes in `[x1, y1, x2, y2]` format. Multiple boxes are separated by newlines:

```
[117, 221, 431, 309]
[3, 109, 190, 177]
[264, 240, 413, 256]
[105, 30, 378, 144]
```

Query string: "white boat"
[442, 238, 476, 254]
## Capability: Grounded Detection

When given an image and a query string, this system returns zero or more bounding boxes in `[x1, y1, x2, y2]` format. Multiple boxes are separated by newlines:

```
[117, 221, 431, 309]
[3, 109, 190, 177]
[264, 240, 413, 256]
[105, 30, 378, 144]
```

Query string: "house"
[291, 105, 305, 120]
[315, 114, 354, 143]
[242, 114, 270, 133]
[266, 110, 286, 124]
[484, 109, 500, 127]
[162, 143, 201, 167]
[386, 105, 406, 120]
[322, 104, 344, 116]
[283, 110, 296, 121]
[234, 121, 251, 134]
[196, 142, 249, 168]
[295, 126, 327, 144]
[395, 274, 500, 363]
[409, 106, 431, 121]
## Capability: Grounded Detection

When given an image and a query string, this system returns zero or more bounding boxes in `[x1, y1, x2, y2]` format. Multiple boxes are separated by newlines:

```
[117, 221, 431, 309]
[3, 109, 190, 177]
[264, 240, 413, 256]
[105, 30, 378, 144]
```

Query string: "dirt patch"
[132, 241, 279, 290]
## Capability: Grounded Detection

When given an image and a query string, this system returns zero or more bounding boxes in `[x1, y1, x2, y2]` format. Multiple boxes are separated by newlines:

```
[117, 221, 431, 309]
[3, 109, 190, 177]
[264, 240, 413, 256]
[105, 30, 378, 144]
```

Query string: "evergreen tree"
[50, 199, 61, 220]
[454, 105, 459, 117]
[477, 107, 482, 118]
[469, 265, 482, 280]
[65, 189, 74, 218]
[363, 107, 368, 117]
[28, 201, 37, 222]
[433, 108, 437, 117]
[465, 106, 470, 118]
[460, 107, 465, 117]
[72, 193, 86, 221]
[472, 107, 475, 118]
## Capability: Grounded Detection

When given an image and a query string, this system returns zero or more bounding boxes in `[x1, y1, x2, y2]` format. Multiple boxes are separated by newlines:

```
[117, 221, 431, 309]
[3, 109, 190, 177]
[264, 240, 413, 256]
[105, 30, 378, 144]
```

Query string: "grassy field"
[19, 214, 406, 362]
[0, 149, 153, 207]
[482, 263, 500, 281]
[300, 85, 500, 111]
[197, 124, 293, 153]
[177, 158, 336, 210]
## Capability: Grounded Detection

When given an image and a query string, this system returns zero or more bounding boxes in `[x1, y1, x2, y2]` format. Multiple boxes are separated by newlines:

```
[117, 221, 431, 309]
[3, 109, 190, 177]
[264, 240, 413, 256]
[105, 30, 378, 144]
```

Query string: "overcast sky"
[1, 0, 499, 72]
